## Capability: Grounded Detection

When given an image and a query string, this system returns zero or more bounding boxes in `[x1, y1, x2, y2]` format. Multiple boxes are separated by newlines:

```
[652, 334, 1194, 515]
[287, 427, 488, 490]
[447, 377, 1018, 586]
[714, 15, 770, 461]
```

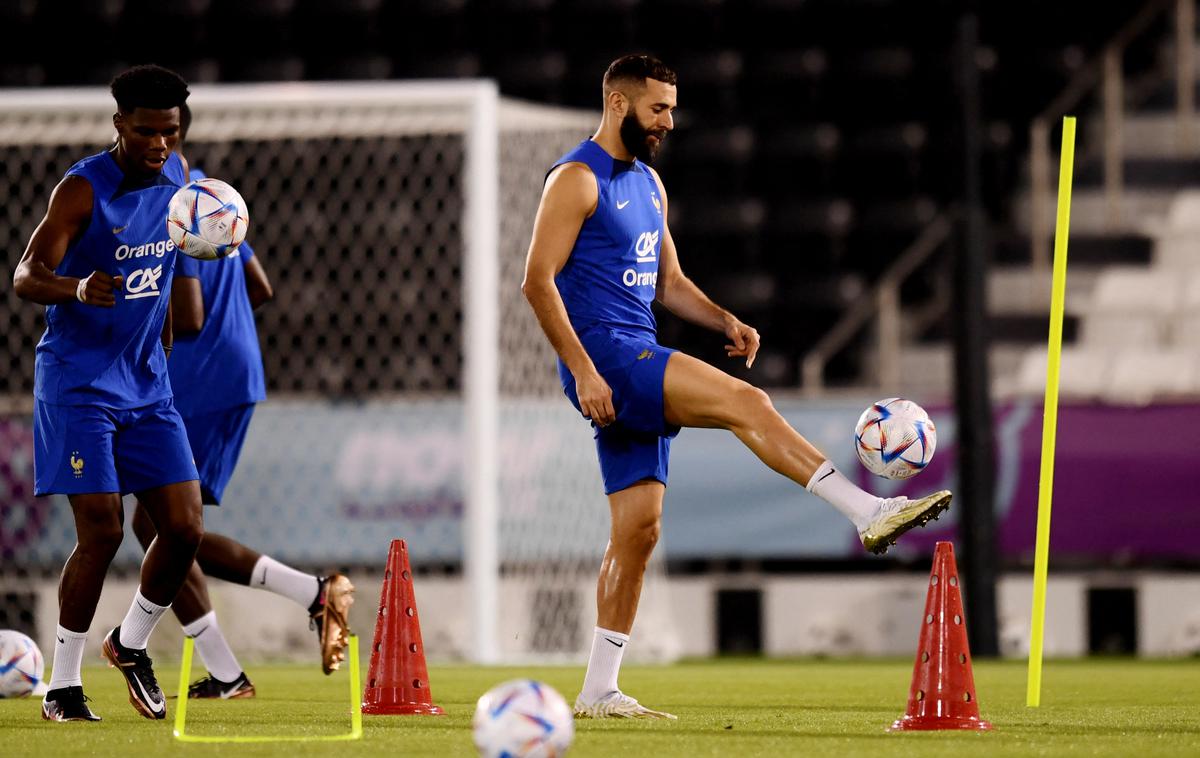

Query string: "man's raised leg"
[198, 532, 354, 674]
[662, 352, 950, 553]
[135, 506, 353, 675]
[575, 480, 675, 720]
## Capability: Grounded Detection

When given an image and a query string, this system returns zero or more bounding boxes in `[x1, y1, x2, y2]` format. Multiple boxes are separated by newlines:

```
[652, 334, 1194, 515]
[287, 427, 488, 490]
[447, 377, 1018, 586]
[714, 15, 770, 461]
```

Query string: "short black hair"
[110, 65, 190, 114]
[603, 54, 677, 95]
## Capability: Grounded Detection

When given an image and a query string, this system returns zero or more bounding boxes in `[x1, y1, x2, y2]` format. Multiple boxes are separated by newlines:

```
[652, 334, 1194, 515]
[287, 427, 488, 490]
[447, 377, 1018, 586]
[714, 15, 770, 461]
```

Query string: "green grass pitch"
[3, 658, 1198, 757]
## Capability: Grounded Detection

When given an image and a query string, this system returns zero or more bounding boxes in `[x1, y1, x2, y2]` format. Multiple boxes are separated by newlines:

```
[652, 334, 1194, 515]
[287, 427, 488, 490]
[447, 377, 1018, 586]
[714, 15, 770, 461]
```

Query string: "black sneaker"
[187, 672, 256, 699]
[308, 574, 354, 674]
[101, 627, 166, 720]
[41, 686, 101, 721]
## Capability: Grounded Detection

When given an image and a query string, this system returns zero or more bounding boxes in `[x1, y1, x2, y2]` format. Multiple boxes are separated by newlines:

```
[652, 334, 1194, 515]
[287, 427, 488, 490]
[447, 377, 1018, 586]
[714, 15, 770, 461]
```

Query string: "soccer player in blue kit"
[125, 104, 354, 699]
[13, 65, 202, 722]
[522, 55, 953, 719]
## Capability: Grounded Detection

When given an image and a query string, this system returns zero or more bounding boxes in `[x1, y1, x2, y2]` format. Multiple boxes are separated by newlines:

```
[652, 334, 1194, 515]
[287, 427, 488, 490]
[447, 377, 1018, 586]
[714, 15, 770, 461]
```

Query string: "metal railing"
[801, 210, 958, 394]
[803, 1, 1196, 394]
[1030, 0, 1195, 272]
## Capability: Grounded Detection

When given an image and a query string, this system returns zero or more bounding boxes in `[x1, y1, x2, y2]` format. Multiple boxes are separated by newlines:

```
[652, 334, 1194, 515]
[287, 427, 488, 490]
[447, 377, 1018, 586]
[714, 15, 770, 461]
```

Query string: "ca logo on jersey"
[70, 451, 84, 478]
[125, 265, 164, 300]
[635, 230, 659, 263]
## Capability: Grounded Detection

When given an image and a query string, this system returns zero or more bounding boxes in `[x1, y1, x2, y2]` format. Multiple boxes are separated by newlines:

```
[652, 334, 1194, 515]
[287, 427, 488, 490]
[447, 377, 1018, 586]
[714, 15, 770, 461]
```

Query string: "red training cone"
[889, 541, 992, 731]
[361, 539, 445, 715]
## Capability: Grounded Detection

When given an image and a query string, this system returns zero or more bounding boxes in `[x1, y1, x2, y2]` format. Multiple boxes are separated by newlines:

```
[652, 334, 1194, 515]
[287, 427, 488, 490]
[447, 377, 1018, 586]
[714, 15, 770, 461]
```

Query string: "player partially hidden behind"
[521, 54, 952, 719]
[126, 103, 354, 699]
[13, 65, 203, 722]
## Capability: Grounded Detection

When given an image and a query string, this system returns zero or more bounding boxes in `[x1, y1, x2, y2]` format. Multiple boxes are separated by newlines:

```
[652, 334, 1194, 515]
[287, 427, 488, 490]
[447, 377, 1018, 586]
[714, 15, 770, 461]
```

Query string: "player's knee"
[734, 382, 775, 420]
[78, 515, 125, 559]
[162, 509, 204, 552]
[617, 514, 661, 556]
[640, 519, 661, 553]
[177, 516, 204, 552]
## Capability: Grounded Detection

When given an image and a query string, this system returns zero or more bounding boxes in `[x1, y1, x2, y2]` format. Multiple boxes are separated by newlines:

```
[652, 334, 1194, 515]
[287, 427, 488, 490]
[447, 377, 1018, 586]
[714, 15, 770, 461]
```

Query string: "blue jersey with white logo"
[551, 139, 664, 338]
[169, 168, 266, 417]
[34, 150, 187, 409]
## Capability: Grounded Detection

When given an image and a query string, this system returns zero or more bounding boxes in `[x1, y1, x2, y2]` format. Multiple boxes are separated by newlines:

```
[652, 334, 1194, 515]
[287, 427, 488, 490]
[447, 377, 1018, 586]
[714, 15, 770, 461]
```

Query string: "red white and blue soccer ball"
[854, 398, 937, 480]
[167, 177, 249, 260]
[473, 679, 574, 758]
[0, 630, 44, 698]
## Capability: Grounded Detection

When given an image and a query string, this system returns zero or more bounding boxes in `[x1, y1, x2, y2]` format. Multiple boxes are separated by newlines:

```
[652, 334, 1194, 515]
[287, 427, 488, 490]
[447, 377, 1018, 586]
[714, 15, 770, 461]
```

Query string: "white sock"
[182, 610, 243, 683]
[580, 626, 629, 702]
[806, 460, 879, 531]
[250, 556, 320, 610]
[47, 625, 88, 691]
[117, 588, 170, 650]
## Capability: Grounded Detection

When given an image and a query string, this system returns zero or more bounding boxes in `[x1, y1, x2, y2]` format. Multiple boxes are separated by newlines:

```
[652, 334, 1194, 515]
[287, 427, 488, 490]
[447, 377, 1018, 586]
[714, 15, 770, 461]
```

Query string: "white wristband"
[76, 278, 87, 304]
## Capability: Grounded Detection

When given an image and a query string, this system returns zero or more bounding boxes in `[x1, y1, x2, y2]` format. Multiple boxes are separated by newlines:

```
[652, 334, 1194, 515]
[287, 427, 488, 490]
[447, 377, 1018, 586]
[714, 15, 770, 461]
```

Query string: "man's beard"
[619, 112, 665, 163]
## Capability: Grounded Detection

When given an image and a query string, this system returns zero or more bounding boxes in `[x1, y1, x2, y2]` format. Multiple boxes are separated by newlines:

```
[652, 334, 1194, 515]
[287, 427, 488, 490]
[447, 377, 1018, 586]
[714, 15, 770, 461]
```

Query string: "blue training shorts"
[34, 396, 199, 497]
[560, 327, 680, 495]
[182, 403, 256, 505]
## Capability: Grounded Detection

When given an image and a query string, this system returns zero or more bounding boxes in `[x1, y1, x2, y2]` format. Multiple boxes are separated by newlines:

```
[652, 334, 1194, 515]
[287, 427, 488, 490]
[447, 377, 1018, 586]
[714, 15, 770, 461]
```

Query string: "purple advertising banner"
[874, 402, 1200, 563]
[4, 400, 1199, 567]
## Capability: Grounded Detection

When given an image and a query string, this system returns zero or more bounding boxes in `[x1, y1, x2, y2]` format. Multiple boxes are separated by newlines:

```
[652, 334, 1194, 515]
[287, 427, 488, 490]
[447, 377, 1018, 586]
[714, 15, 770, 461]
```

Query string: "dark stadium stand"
[0, 0, 1154, 386]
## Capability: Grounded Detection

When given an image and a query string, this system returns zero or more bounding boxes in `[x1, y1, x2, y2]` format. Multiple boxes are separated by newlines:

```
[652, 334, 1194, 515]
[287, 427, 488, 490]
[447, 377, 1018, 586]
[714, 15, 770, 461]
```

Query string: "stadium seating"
[1079, 268, 1182, 347]
[0, 0, 1155, 388]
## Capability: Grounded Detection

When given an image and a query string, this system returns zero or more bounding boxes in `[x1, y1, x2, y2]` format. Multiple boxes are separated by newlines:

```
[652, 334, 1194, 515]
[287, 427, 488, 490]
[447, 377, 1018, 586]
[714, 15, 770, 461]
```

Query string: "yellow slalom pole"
[1027, 116, 1076, 708]
[174, 635, 363, 742]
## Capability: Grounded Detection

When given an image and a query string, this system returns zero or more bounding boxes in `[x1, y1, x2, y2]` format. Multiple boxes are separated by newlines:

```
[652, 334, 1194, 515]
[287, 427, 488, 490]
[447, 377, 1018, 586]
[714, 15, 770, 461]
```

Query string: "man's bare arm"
[521, 162, 617, 426]
[172, 277, 204, 333]
[243, 254, 274, 310]
[13, 176, 124, 306]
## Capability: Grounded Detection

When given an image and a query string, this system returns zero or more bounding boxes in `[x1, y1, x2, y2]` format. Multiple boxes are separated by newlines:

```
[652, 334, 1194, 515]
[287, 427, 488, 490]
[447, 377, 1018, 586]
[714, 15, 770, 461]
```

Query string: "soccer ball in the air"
[0, 630, 44, 698]
[167, 177, 249, 260]
[854, 398, 937, 480]
[472, 679, 574, 758]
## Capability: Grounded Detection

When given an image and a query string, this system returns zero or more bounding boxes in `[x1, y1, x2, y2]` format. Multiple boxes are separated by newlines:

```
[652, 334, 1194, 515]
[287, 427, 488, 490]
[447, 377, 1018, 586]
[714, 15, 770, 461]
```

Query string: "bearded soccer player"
[522, 54, 952, 719]
[126, 104, 353, 700]
[13, 65, 203, 721]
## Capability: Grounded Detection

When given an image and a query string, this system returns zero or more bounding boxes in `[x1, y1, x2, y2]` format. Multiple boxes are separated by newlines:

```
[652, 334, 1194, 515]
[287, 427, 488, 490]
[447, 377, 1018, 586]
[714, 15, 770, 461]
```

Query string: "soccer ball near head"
[0, 630, 44, 698]
[854, 398, 937, 480]
[473, 679, 574, 758]
[167, 177, 249, 260]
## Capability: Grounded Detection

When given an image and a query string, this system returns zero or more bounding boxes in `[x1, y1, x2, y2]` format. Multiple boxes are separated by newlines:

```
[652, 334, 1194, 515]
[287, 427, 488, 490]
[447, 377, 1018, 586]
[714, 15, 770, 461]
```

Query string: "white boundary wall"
[24, 572, 1200, 667]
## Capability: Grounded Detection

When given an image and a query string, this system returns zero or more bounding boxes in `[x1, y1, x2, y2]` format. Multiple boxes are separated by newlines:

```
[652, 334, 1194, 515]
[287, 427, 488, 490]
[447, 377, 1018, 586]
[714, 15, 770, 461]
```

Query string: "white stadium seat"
[1079, 267, 1181, 347]
[1103, 349, 1200, 405]
[1154, 192, 1200, 269]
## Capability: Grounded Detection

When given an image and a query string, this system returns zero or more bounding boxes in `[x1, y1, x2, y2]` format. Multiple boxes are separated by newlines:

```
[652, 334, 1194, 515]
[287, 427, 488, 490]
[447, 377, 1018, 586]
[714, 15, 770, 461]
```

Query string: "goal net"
[0, 82, 678, 664]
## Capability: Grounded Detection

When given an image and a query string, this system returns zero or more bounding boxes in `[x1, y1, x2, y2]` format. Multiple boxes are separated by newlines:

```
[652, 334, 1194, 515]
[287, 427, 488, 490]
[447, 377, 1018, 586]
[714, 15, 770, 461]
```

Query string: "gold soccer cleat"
[309, 574, 355, 674]
[859, 490, 952, 555]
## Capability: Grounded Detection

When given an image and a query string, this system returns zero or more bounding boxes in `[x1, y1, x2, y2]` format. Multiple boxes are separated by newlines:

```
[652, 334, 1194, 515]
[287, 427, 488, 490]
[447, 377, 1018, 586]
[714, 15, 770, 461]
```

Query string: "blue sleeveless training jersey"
[551, 139, 665, 338]
[34, 150, 187, 409]
[169, 167, 266, 418]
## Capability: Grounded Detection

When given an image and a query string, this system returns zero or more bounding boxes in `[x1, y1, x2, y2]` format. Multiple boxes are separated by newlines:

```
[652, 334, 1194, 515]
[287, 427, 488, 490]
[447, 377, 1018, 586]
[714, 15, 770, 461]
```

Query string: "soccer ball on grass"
[472, 679, 574, 757]
[0, 630, 45, 698]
